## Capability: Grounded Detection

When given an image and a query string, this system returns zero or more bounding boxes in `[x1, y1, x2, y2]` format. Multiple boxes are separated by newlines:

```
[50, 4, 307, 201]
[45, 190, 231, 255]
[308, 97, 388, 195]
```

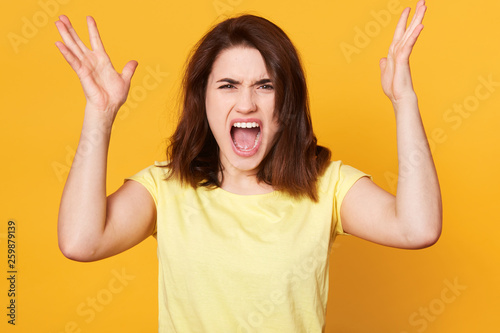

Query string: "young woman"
[56, 1, 441, 331]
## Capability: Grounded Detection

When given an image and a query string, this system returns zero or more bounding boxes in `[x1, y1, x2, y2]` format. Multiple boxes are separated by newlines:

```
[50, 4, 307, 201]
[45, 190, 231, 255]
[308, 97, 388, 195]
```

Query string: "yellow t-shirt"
[125, 160, 369, 332]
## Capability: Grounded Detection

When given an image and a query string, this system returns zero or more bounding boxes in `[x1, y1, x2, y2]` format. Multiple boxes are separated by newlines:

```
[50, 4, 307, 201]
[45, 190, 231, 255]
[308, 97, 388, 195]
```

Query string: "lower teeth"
[234, 132, 260, 151]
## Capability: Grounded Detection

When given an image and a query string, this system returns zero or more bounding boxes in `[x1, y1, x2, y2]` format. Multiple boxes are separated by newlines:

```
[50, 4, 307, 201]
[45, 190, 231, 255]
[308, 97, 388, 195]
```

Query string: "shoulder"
[130, 160, 170, 180]
[318, 160, 370, 194]
[124, 161, 176, 203]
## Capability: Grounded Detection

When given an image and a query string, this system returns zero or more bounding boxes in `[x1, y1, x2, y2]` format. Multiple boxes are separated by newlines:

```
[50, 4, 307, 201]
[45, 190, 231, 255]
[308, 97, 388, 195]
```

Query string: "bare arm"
[56, 16, 156, 261]
[341, 0, 442, 249]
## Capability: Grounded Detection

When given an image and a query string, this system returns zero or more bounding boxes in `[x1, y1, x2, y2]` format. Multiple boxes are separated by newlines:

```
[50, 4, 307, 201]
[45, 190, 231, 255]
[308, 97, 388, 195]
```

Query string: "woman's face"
[205, 46, 279, 177]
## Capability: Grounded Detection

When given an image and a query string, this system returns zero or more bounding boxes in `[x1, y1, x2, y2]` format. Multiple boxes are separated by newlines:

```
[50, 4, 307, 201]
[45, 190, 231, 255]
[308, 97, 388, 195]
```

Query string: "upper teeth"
[233, 122, 259, 128]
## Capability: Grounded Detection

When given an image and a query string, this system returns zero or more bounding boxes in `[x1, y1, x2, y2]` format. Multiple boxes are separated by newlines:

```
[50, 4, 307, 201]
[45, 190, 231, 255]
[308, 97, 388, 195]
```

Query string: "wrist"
[391, 92, 418, 109]
[82, 115, 114, 139]
[83, 104, 118, 131]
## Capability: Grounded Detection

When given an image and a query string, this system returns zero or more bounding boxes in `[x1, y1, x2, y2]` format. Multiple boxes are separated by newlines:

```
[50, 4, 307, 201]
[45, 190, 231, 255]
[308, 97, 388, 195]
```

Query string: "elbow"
[58, 216, 103, 262]
[58, 238, 99, 262]
[404, 218, 442, 249]
[411, 229, 441, 249]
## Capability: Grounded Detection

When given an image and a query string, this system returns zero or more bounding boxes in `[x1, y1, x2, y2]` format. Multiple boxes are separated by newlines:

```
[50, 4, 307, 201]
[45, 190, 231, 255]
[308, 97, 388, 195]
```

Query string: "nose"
[235, 88, 257, 114]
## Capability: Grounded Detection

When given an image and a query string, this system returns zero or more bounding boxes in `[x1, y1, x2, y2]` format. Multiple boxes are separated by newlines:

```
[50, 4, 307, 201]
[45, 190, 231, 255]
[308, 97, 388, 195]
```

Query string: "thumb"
[379, 57, 387, 73]
[122, 60, 138, 83]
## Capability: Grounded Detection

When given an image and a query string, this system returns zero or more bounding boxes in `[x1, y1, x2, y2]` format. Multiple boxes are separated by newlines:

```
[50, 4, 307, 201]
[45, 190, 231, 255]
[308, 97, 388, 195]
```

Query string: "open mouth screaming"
[230, 120, 262, 156]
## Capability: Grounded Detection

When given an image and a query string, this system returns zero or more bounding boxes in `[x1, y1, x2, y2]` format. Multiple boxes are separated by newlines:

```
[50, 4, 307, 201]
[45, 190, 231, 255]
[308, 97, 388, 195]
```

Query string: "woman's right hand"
[55, 15, 138, 123]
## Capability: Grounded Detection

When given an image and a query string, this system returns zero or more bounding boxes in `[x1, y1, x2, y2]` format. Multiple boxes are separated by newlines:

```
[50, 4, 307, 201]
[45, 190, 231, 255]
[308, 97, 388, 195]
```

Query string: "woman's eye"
[218, 84, 235, 89]
[260, 85, 274, 90]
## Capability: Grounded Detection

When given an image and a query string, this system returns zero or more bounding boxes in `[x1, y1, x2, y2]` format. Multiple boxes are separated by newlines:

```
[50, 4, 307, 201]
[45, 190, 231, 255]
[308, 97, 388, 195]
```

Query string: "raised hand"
[380, 0, 426, 104]
[55, 15, 138, 123]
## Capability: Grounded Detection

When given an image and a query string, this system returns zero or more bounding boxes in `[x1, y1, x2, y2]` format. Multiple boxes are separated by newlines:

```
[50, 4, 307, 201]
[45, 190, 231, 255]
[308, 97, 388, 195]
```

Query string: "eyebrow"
[216, 78, 272, 85]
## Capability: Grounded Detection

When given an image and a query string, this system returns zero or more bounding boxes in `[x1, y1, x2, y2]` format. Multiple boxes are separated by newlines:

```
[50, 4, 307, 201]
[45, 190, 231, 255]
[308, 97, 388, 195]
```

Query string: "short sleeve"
[124, 161, 166, 236]
[333, 164, 372, 236]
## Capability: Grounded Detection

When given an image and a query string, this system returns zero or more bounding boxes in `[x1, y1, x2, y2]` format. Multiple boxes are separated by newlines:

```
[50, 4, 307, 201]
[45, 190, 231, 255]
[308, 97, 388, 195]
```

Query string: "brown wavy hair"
[164, 14, 331, 201]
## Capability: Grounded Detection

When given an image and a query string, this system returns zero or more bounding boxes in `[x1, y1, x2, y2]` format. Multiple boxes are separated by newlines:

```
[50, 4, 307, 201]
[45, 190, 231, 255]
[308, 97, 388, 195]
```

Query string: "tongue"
[232, 127, 259, 149]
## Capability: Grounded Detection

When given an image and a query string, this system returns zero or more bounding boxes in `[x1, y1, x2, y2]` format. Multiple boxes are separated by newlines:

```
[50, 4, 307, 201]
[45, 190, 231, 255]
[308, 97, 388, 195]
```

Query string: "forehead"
[209, 46, 270, 80]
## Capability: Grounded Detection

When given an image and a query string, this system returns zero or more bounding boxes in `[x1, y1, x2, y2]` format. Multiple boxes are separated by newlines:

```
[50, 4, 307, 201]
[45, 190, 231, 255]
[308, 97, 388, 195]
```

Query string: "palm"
[380, 1, 426, 103]
[76, 50, 130, 110]
[55, 16, 137, 113]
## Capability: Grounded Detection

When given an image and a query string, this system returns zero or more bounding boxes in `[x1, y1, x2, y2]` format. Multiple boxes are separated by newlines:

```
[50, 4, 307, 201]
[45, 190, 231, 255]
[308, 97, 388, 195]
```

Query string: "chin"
[223, 151, 265, 174]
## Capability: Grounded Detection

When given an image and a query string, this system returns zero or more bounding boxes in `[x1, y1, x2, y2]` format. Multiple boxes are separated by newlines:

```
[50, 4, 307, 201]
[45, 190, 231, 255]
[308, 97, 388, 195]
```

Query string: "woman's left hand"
[342, 0, 441, 249]
[380, 0, 426, 103]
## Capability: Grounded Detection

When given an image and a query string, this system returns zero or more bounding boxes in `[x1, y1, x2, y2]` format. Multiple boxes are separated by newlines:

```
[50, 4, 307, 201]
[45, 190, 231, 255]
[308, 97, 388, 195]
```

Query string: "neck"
[219, 167, 274, 195]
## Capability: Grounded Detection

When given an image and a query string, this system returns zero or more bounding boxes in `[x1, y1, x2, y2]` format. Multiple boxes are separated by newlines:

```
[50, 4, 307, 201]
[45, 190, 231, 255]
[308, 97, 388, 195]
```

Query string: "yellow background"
[1, 0, 499, 332]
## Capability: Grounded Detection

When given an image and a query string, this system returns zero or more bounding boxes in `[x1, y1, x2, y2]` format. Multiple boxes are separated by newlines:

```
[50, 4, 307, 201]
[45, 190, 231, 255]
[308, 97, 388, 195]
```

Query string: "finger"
[86, 16, 106, 51]
[401, 5, 426, 49]
[122, 60, 138, 83]
[399, 24, 424, 61]
[58, 15, 89, 54]
[55, 41, 82, 74]
[379, 57, 387, 73]
[405, 1, 426, 34]
[406, 3, 426, 38]
[55, 18, 85, 59]
[416, 0, 426, 12]
[392, 7, 411, 44]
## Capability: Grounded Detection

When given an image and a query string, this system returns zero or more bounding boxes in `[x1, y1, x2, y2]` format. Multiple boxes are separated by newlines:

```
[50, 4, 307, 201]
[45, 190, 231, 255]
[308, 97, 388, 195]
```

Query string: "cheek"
[205, 95, 219, 131]
[264, 100, 278, 133]
[267, 123, 280, 144]
[206, 92, 233, 137]
[206, 110, 225, 142]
